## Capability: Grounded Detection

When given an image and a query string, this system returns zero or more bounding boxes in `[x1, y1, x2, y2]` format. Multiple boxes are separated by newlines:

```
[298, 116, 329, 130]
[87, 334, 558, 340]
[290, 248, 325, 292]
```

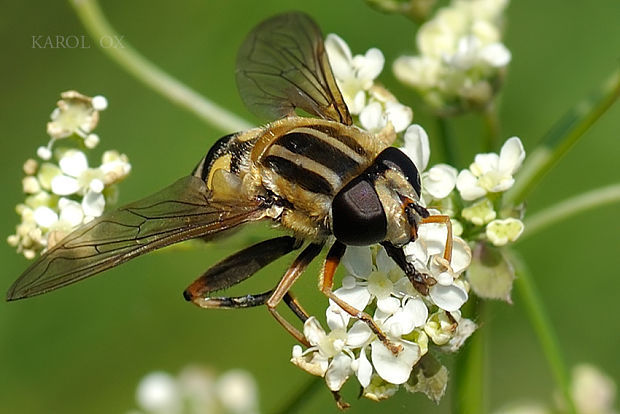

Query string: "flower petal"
[371, 340, 420, 385]
[498, 136, 525, 175]
[347, 321, 373, 348]
[324, 34, 353, 80]
[359, 101, 385, 132]
[423, 164, 457, 199]
[51, 175, 80, 196]
[342, 246, 372, 278]
[33, 206, 58, 228]
[59, 150, 88, 177]
[480, 42, 511, 67]
[456, 169, 486, 200]
[58, 198, 84, 227]
[402, 124, 430, 171]
[82, 191, 105, 217]
[384, 101, 412, 133]
[450, 237, 472, 274]
[429, 284, 468, 312]
[355, 349, 373, 388]
[471, 153, 499, 175]
[303, 317, 326, 347]
[325, 353, 353, 391]
[357, 48, 385, 82]
[377, 296, 400, 315]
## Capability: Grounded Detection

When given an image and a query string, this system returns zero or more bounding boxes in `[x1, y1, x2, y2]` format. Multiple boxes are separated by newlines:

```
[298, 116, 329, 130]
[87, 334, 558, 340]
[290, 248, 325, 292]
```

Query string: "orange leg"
[319, 241, 402, 355]
[420, 214, 453, 263]
[266, 242, 324, 347]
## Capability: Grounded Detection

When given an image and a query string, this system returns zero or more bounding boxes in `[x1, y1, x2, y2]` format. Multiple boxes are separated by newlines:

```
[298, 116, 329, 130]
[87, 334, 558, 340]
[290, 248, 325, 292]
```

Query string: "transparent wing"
[7, 176, 267, 300]
[236, 12, 352, 125]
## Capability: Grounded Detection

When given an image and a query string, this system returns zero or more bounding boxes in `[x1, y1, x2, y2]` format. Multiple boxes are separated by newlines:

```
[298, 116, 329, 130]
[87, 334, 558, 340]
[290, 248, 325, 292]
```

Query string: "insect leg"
[420, 214, 453, 262]
[319, 241, 403, 355]
[265, 242, 325, 347]
[194, 290, 311, 347]
[183, 236, 301, 303]
[194, 290, 310, 323]
[381, 241, 435, 296]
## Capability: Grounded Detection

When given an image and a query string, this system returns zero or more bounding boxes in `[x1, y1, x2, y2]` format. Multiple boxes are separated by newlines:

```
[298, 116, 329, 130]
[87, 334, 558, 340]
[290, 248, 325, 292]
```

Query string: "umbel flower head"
[129, 366, 260, 414]
[7, 91, 131, 259]
[290, 32, 526, 406]
[393, 0, 511, 113]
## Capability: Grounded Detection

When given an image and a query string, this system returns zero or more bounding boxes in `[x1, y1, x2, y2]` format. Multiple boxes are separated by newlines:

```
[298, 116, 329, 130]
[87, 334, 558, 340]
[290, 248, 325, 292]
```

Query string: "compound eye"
[331, 177, 387, 246]
[376, 147, 422, 196]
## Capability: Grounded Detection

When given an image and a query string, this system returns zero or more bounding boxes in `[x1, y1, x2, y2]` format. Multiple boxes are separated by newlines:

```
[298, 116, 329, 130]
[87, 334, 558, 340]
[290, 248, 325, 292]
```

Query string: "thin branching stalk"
[436, 117, 458, 166]
[519, 183, 620, 242]
[69, 0, 252, 133]
[275, 376, 323, 414]
[509, 253, 577, 414]
[504, 68, 620, 207]
[453, 299, 487, 414]
[482, 102, 500, 152]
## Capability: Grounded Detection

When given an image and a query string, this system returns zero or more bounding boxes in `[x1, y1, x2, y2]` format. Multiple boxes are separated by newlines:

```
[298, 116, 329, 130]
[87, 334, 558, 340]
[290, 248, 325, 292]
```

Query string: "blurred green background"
[1, 1, 619, 413]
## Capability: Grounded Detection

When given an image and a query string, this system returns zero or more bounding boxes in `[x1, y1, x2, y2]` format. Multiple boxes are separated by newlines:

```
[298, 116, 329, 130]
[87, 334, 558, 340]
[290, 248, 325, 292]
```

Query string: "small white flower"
[325, 34, 384, 115]
[457, 136, 525, 200]
[216, 370, 259, 414]
[91, 95, 108, 111]
[404, 218, 471, 312]
[461, 198, 497, 225]
[37, 146, 52, 160]
[135, 372, 181, 413]
[424, 310, 458, 345]
[46, 90, 105, 141]
[486, 218, 524, 246]
[359, 100, 412, 134]
[572, 364, 617, 414]
[292, 317, 370, 391]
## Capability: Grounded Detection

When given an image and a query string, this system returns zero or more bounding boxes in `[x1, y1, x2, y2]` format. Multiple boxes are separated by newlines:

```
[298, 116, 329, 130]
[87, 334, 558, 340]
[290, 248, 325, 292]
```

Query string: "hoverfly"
[7, 12, 452, 355]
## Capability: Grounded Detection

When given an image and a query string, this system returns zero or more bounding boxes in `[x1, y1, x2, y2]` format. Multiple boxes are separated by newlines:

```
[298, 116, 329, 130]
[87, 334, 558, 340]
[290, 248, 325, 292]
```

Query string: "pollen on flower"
[8, 91, 131, 259]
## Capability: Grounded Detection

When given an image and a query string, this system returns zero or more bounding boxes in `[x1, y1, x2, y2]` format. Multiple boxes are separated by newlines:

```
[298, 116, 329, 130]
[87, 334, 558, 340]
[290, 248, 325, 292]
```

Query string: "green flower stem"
[69, 0, 252, 133]
[510, 253, 577, 414]
[436, 117, 458, 166]
[453, 299, 487, 414]
[482, 102, 500, 152]
[275, 376, 323, 414]
[519, 183, 620, 242]
[504, 68, 620, 207]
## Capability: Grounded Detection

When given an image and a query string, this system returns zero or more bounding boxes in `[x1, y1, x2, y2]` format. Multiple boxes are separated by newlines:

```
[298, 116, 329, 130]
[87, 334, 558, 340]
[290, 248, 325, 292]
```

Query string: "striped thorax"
[194, 117, 390, 240]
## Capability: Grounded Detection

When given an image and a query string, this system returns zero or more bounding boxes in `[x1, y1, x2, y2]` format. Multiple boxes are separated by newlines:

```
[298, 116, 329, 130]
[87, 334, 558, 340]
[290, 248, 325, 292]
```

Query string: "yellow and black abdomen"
[256, 122, 374, 213]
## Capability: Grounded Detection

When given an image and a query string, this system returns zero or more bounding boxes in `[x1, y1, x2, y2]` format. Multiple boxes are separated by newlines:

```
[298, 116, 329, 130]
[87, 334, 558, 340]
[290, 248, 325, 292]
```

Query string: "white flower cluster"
[393, 0, 511, 112]
[290, 31, 526, 396]
[292, 241, 474, 400]
[7, 91, 131, 259]
[325, 34, 413, 133]
[128, 366, 260, 414]
[416, 134, 526, 247]
[291, 124, 479, 401]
